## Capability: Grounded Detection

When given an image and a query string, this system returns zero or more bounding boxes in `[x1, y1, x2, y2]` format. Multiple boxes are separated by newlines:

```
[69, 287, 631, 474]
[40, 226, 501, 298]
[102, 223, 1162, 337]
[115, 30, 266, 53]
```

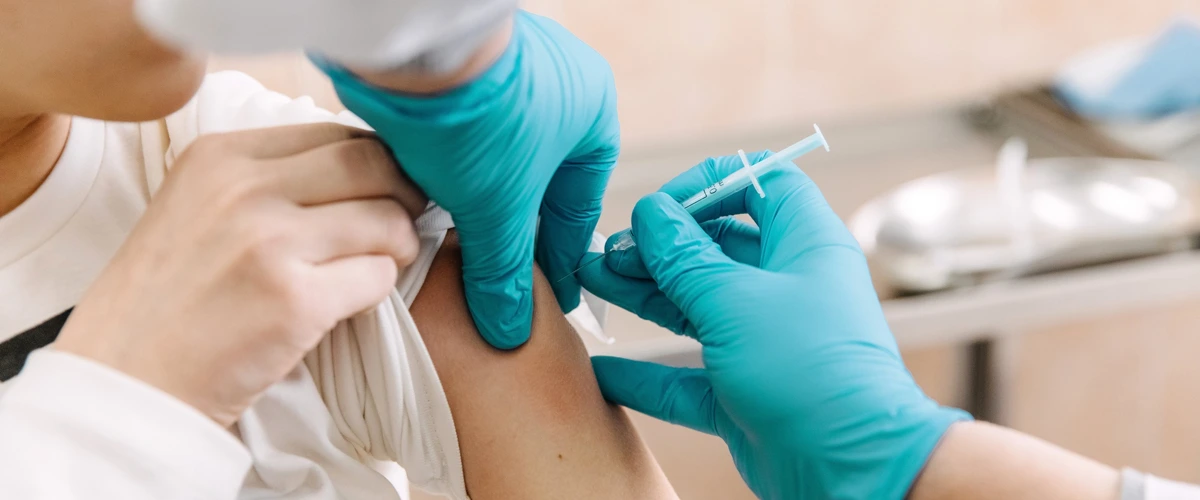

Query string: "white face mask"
[134, 0, 517, 71]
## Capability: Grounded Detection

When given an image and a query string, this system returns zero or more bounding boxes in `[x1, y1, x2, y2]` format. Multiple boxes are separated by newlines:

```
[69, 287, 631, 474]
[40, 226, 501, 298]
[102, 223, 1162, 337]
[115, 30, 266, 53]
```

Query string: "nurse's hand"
[579, 154, 971, 500]
[57, 124, 425, 428]
[317, 11, 620, 349]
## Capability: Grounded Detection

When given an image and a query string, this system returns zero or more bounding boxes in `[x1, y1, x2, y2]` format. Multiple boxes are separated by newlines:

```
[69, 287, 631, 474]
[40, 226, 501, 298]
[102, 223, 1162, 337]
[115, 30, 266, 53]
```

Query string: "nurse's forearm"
[910, 421, 1119, 500]
[348, 15, 513, 95]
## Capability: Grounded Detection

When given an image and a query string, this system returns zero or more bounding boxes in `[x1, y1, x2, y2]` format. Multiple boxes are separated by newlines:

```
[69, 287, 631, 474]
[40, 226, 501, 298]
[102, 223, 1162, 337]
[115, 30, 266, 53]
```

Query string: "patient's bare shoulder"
[410, 231, 677, 500]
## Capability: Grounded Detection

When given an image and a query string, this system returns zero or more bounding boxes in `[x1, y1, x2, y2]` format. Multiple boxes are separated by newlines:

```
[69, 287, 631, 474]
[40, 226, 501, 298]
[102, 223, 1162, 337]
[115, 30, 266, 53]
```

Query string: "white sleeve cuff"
[1146, 474, 1200, 499]
[0, 350, 250, 499]
[1122, 468, 1200, 500]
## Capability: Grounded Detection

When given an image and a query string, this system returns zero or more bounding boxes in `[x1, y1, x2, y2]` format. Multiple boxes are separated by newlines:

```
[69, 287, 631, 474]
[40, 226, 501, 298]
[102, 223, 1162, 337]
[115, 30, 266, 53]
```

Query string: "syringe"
[557, 124, 830, 282]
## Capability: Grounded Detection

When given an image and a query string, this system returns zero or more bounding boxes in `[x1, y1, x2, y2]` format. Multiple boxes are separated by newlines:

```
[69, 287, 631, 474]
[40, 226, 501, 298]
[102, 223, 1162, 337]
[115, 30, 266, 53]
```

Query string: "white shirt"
[0, 72, 468, 500]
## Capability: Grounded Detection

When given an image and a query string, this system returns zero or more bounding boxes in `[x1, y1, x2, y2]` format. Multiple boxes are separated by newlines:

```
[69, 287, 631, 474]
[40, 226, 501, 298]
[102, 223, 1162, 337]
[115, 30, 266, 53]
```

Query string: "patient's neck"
[0, 113, 71, 217]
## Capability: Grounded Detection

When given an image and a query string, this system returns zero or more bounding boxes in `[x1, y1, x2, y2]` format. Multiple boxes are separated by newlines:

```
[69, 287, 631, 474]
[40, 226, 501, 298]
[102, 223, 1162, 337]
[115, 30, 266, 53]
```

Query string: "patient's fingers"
[232, 122, 374, 159]
[307, 255, 398, 335]
[270, 138, 427, 213]
[298, 198, 420, 268]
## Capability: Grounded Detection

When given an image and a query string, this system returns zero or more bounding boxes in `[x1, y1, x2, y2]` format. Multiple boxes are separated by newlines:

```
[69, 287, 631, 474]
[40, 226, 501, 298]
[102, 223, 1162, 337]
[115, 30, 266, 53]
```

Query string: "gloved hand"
[579, 153, 971, 499]
[317, 11, 620, 349]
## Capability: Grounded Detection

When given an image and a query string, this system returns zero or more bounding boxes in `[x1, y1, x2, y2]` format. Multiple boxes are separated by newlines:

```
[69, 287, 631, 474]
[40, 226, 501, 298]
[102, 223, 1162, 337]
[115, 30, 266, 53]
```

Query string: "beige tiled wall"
[214, 0, 1200, 150]
[527, 0, 1200, 147]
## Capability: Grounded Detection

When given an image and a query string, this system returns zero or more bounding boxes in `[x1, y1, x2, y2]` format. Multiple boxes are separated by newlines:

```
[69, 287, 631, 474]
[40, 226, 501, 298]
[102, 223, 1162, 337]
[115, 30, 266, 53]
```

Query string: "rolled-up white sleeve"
[135, 0, 517, 72]
[0, 350, 250, 500]
[1122, 468, 1200, 500]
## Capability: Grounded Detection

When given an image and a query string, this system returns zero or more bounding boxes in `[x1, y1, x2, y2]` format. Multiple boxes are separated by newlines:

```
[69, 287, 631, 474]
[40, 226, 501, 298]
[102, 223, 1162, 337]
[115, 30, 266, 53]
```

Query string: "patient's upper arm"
[410, 232, 678, 500]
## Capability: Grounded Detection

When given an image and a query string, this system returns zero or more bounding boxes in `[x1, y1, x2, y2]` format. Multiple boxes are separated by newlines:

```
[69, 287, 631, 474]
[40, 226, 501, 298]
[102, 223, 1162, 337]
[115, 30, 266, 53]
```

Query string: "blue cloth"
[1057, 20, 1200, 119]
[579, 153, 971, 499]
[316, 11, 620, 349]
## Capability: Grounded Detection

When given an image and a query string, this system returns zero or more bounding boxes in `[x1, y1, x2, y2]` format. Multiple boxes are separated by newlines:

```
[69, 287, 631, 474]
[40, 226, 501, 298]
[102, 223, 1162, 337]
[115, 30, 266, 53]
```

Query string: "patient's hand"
[58, 124, 423, 427]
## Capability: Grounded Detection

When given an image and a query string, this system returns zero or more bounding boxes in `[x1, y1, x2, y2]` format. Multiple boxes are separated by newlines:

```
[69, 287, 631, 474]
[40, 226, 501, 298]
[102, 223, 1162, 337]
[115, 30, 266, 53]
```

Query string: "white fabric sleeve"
[0, 350, 250, 500]
[135, 0, 517, 71]
[235, 216, 467, 500]
[165, 71, 368, 153]
[1147, 475, 1200, 500]
[1122, 468, 1200, 500]
[301, 217, 468, 499]
[144, 70, 370, 193]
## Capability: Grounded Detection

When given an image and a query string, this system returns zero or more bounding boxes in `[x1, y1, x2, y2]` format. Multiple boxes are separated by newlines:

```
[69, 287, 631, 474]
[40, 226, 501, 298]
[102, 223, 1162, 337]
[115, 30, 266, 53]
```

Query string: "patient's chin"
[74, 55, 207, 122]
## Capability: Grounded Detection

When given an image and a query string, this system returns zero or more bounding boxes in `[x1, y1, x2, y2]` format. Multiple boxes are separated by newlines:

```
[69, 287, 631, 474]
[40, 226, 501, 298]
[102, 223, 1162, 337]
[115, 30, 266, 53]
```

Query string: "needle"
[555, 251, 609, 283]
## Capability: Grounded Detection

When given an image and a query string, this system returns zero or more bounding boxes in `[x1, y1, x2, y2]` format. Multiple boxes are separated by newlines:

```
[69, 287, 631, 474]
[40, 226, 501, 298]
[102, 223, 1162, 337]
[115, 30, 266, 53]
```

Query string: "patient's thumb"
[591, 356, 719, 437]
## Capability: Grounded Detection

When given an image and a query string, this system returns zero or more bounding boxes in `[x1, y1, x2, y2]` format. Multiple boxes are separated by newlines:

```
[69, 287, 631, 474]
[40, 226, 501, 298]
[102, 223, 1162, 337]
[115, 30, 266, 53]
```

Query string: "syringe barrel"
[680, 165, 761, 214]
[606, 125, 829, 253]
[681, 126, 828, 215]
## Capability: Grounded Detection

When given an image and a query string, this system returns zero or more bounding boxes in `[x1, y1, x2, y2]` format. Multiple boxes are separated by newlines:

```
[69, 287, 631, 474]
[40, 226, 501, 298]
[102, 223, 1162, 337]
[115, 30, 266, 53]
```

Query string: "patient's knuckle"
[308, 121, 362, 142]
[190, 132, 250, 165]
[237, 217, 292, 268]
[374, 202, 420, 266]
[332, 139, 386, 169]
[272, 272, 316, 323]
[183, 134, 223, 158]
[212, 174, 268, 210]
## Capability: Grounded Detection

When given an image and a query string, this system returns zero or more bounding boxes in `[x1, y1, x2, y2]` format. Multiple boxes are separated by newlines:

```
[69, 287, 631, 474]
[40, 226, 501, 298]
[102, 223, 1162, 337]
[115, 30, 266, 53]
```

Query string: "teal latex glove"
[317, 11, 619, 349]
[579, 153, 971, 499]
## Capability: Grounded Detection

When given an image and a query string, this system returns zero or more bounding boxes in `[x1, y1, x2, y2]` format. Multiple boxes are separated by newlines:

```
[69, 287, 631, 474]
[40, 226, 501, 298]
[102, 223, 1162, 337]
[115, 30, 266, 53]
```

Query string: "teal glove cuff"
[753, 379, 972, 499]
[810, 403, 971, 500]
